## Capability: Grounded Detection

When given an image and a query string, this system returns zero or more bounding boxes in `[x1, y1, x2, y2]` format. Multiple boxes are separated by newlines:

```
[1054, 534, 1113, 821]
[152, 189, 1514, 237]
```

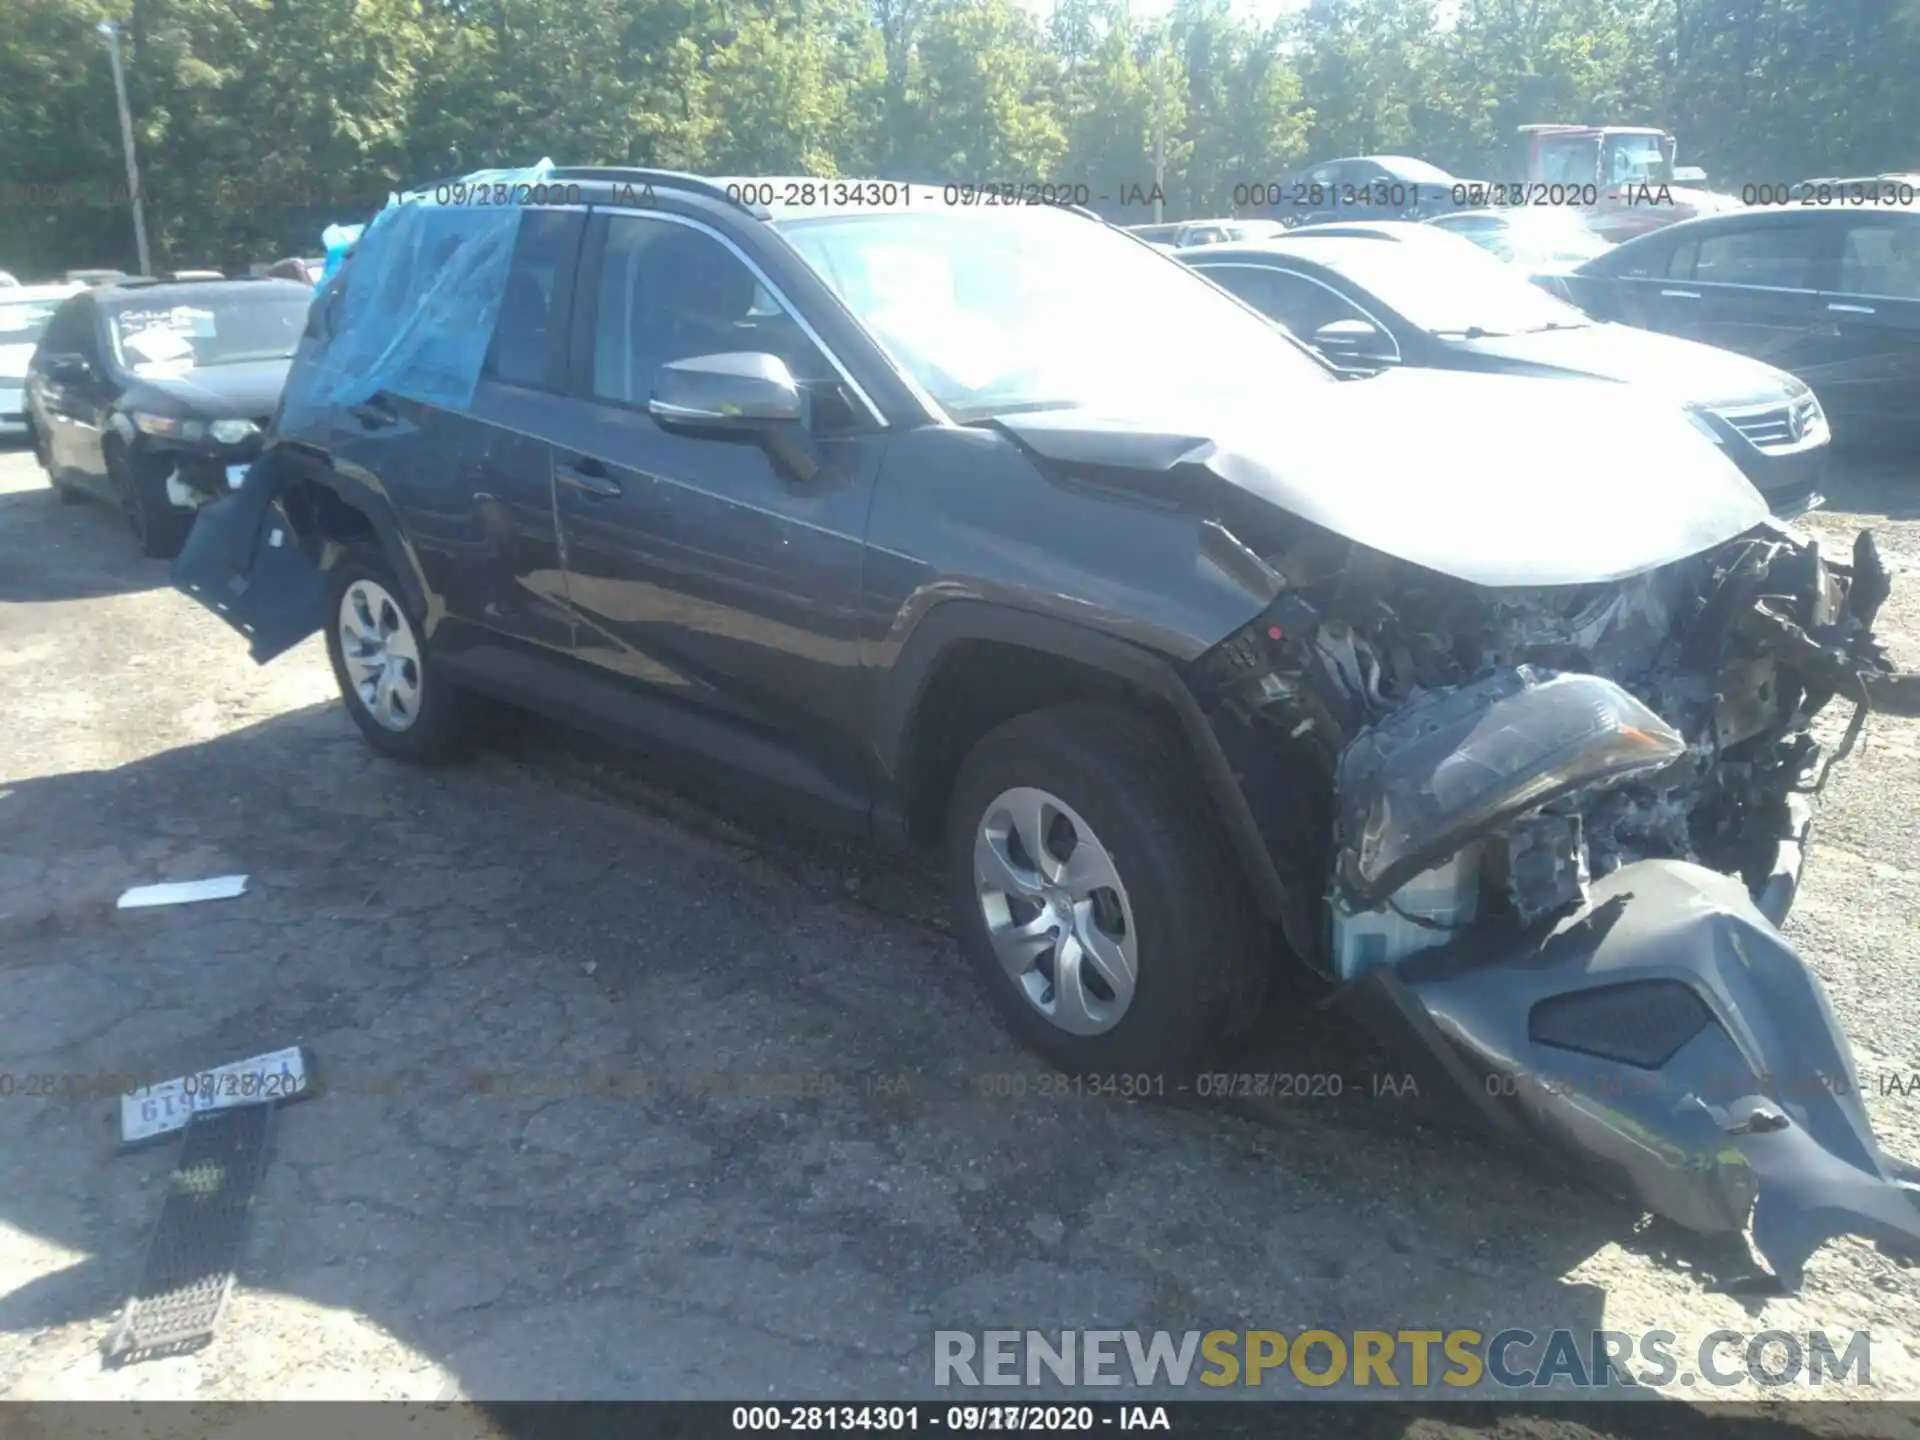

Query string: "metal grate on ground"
[102, 1100, 275, 1366]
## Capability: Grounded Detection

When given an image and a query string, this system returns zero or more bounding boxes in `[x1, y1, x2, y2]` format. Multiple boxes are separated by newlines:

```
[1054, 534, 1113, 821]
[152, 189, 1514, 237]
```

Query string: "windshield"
[1296, 235, 1593, 338]
[775, 207, 1334, 421]
[0, 298, 65, 346]
[1605, 134, 1672, 186]
[1483, 214, 1614, 264]
[1536, 137, 1601, 186]
[107, 291, 310, 372]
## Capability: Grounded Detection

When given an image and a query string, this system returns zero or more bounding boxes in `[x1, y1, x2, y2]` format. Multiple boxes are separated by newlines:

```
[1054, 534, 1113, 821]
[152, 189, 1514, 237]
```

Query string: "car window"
[1675, 225, 1821, 289]
[589, 214, 838, 416]
[777, 206, 1334, 422]
[1260, 271, 1370, 336]
[484, 209, 584, 391]
[38, 296, 93, 357]
[1837, 220, 1920, 300]
[1308, 164, 1340, 189]
[107, 291, 310, 372]
[1183, 227, 1228, 247]
[1196, 264, 1281, 314]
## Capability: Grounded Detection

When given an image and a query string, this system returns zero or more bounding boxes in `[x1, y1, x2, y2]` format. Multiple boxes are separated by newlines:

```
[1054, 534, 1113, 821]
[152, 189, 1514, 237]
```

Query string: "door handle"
[1660, 289, 1702, 299]
[1826, 302, 1877, 315]
[556, 460, 622, 498]
[348, 397, 397, 429]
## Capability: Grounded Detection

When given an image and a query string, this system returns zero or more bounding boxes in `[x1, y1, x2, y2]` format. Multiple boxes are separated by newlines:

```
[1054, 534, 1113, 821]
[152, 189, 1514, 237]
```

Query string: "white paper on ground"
[116, 875, 250, 909]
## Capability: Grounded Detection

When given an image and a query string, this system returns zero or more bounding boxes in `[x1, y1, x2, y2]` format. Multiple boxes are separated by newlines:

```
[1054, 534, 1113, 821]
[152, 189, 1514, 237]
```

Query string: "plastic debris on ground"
[279, 158, 555, 434]
[117, 875, 249, 909]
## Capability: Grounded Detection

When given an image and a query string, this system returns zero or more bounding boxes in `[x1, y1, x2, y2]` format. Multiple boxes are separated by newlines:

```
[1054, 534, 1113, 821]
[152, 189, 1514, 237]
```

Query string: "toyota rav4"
[177, 167, 1919, 1287]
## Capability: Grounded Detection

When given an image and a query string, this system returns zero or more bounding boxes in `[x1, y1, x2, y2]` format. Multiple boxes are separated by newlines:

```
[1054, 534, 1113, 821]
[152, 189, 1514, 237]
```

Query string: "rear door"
[339, 206, 585, 661]
[1813, 213, 1920, 429]
[439, 206, 586, 659]
[26, 294, 93, 480]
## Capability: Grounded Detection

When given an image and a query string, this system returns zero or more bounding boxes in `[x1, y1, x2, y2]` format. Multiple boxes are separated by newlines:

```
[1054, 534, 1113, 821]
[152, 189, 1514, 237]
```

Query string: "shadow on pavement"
[0, 700, 1736, 1406]
[0, 466, 170, 602]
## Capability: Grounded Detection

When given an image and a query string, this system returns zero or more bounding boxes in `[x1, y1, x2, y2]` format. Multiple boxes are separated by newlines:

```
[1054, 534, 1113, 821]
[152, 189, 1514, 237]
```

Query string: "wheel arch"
[263, 444, 435, 630]
[876, 600, 1295, 927]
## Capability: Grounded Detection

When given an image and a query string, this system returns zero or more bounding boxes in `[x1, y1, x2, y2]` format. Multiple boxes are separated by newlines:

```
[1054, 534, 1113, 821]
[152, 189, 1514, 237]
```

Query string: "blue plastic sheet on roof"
[279, 158, 554, 433]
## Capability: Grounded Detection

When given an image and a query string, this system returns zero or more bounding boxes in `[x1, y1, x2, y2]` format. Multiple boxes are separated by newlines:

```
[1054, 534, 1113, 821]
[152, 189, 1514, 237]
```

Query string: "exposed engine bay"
[1191, 515, 1920, 1289]
[1195, 518, 1896, 976]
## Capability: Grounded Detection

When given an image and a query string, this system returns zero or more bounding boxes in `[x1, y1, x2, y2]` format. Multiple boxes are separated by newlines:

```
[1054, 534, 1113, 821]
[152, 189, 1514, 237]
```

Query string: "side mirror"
[648, 351, 821, 482]
[44, 353, 92, 384]
[649, 351, 804, 431]
[1312, 319, 1392, 363]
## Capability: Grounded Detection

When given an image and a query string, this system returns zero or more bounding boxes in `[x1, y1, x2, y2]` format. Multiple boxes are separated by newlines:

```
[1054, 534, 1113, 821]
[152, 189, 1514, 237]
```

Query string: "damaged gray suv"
[177, 169, 1918, 1288]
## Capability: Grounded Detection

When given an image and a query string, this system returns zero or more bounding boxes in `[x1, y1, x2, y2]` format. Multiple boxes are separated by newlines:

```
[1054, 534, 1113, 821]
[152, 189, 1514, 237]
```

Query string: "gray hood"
[1451, 321, 1799, 411]
[999, 367, 1768, 588]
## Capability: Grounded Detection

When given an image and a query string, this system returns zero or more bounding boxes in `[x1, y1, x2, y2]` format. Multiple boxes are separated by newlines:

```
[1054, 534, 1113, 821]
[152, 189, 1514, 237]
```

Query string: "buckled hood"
[998, 367, 1769, 588]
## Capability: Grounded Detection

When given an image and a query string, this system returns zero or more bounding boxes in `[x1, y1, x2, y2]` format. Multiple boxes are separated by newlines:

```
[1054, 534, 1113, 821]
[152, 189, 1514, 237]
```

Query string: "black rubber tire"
[323, 543, 469, 763]
[944, 701, 1271, 1077]
[108, 440, 192, 558]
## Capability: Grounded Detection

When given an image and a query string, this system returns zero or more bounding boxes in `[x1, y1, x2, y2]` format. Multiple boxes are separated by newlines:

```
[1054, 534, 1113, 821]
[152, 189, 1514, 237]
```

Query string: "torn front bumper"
[170, 460, 325, 662]
[1335, 858, 1920, 1289]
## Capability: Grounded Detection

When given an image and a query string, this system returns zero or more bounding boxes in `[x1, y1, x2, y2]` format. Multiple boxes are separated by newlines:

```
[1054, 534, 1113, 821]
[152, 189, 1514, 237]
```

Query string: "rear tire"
[108, 441, 191, 558]
[944, 702, 1270, 1076]
[323, 543, 468, 763]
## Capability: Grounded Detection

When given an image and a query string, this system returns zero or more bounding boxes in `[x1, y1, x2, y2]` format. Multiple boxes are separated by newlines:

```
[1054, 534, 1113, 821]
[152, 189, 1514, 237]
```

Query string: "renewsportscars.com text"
[933, 1328, 1871, 1391]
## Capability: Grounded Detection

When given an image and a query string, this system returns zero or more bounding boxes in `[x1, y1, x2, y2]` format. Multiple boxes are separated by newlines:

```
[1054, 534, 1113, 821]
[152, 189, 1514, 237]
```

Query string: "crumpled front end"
[1191, 517, 1917, 1285]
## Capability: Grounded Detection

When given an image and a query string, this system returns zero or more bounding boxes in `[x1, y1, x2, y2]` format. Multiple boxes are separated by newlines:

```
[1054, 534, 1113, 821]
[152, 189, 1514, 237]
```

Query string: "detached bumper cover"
[170, 462, 324, 662]
[1336, 858, 1920, 1289]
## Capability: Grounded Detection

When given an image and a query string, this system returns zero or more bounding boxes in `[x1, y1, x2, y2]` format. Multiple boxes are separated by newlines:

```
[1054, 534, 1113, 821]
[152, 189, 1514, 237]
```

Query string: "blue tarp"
[280, 159, 554, 433]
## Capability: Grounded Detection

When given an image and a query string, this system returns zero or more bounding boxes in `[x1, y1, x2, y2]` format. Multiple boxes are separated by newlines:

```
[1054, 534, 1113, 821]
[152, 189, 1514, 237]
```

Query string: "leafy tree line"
[2, 0, 1917, 275]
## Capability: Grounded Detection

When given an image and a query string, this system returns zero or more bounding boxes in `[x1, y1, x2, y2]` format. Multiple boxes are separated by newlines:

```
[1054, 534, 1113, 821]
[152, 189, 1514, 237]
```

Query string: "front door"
[547, 207, 889, 803]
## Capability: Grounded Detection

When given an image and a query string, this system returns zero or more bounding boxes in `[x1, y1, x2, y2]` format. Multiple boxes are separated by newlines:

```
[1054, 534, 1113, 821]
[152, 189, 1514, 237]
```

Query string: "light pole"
[1152, 47, 1165, 224]
[97, 19, 151, 276]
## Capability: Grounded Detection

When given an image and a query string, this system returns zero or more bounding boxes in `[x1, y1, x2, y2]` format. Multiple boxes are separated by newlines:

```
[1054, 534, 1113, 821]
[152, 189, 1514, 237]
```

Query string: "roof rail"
[545, 166, 745, 209]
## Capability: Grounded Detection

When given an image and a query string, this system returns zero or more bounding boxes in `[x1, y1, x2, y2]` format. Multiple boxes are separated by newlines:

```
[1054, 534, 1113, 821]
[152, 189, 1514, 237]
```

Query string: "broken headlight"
[1337, 667, 1687, 906]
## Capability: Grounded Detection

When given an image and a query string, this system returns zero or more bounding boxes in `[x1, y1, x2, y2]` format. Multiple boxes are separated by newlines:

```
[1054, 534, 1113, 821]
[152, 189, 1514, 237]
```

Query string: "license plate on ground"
[120, 1045, 314, 1145]
[226, 463, 250, 488]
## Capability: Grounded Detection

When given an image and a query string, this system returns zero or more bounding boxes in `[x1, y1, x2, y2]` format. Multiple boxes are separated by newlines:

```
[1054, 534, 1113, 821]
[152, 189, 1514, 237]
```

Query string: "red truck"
[1513, 123, 1743, 241]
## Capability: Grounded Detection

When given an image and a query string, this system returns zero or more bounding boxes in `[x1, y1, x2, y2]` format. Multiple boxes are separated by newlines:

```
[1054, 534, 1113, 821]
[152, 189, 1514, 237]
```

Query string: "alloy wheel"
[972, 785, 1139, 1035]
[338, 578, 424, 732]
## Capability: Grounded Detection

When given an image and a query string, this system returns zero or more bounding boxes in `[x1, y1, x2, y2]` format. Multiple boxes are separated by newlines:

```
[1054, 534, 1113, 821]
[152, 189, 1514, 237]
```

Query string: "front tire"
[945, 702, 1270, 1076]
[108, 440, 191, 557]
[323, 544, 467, 762]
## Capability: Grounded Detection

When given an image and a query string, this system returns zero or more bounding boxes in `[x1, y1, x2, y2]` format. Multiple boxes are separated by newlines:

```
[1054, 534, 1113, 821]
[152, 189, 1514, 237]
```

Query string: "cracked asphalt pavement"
[4, 444, 1920, 1418]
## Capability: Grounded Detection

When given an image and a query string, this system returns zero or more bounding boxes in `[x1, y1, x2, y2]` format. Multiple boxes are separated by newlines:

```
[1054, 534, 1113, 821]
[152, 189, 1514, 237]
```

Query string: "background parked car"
[1252, 155, 1477, 228]
[26, 276, 312, 556]
[1, 282, 85, 441]
[1555, 204, 1920, 443]
[1425, 206, 1614, 276]
[1125, 218, 1288, 250]
[65, 268, 131, 287]
[0, 270, 19, 287]
[1180, 221, 1830, 515]
[263, 256, 326, 284]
